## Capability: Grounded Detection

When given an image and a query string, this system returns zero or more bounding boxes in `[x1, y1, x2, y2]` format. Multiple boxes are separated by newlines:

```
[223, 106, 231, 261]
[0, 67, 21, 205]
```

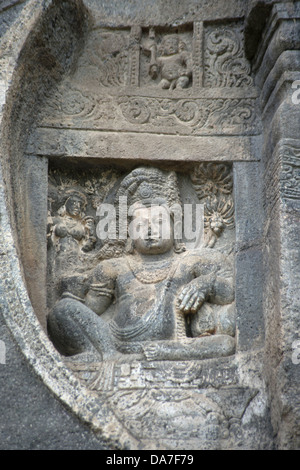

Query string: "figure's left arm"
[210, 270, 235, 305]
[181, 52, 193, 77]
[178, 253, 234, 314]
[85, 261, 116, 316]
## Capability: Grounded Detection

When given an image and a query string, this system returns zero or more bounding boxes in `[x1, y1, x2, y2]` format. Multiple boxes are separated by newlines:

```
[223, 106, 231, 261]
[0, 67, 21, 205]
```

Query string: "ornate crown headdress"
[64, 189, 87, 208]
[115, 166, 182, 210]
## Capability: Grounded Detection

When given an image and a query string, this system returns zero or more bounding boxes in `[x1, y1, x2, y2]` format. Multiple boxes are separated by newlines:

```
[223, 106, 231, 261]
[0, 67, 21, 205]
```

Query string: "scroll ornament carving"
[119, 96, 257, 133]
[40, 84, 97, 123]
[191, 163, 235, 248]
[40, 83, 119, 126]
[76, 30, 129, 88]
[204, 27, 253, 88]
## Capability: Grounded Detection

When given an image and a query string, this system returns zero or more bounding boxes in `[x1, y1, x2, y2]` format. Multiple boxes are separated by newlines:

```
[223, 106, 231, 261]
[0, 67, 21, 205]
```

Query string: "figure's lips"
[146, 238, 159, 244]
[212, 227, 222, 235]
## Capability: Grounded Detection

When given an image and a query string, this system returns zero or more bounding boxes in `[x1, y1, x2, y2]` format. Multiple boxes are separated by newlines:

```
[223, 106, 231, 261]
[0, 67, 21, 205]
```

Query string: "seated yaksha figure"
[47, 167, 235, 362]
[148, 34, 192, 90]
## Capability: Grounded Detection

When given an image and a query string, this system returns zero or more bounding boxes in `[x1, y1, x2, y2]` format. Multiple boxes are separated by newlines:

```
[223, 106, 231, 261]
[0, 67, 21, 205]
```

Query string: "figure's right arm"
[85, 262, 115, 316]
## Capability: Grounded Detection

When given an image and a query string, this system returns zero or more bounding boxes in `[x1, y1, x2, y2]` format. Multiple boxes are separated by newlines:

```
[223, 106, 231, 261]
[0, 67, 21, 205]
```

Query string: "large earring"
[127, 238, 135, 254]
[57, 205, 66, 217]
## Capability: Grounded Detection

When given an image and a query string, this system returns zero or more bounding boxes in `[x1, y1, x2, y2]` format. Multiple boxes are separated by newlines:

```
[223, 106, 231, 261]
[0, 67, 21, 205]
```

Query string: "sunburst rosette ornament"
[191, 163, 235, 248]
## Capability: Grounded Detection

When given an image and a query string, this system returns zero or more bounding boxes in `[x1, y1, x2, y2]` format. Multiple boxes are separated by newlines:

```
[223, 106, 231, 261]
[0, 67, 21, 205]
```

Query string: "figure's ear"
[173, 218, 183, 239]
[157, 41, 164, 56]
[126, 238, 135, 254]
[57, 205, 66, 217]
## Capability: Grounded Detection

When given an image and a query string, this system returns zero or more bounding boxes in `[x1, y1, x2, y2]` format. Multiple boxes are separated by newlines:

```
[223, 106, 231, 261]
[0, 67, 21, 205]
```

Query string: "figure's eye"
[153, 218, 164, 225]
[136, 220, 148, 230]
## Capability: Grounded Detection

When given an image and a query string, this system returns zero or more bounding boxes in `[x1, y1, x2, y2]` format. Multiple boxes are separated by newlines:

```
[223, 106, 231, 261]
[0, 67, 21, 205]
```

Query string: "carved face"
[130, 205, 174, 255]
[209, 213, 225, 235]
[162, 36, 179, 56]
[84, 218, 94, 230]
[65, 196, 84, 217]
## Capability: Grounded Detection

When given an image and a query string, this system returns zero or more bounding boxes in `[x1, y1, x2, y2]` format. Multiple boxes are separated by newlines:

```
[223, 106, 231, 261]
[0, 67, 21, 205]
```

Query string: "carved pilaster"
[128, 26, 142, 87]
[245, 0, 300, 450]
[192, 21, 204, 89]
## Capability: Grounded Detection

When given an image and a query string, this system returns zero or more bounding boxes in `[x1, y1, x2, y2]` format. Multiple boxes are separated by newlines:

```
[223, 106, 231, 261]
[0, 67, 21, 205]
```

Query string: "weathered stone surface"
[250, 1, 300, 450]
[0, 315, 109, 450]
[84, 0, 248, 28]
[28, 128, 260, 163]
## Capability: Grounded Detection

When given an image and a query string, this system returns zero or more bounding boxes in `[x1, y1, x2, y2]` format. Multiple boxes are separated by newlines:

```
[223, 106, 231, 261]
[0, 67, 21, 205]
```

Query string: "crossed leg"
[47, 298, 119, 360]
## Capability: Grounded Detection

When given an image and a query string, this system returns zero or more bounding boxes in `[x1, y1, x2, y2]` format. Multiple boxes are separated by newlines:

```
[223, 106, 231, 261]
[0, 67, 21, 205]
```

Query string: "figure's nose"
[148, 222, 160, 238]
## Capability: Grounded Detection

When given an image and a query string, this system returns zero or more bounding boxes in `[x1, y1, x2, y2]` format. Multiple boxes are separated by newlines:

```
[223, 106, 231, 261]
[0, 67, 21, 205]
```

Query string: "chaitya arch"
[0, 0, 299, 450]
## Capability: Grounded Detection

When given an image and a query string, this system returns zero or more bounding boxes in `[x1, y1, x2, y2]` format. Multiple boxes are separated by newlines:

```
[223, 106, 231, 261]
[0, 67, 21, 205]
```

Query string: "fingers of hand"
[181, 292, 198, 313]
[178, 285, 194, 307]
[178, 288, 205, 314]
[190, 295, 204, 313]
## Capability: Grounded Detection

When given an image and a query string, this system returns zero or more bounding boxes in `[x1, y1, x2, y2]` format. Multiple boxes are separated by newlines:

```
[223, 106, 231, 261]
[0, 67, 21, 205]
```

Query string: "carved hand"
[149, 63, 159, 79]
[177, 278, 212, 314]
[60, 275, 89, 301]
[81, 237, 96, 253]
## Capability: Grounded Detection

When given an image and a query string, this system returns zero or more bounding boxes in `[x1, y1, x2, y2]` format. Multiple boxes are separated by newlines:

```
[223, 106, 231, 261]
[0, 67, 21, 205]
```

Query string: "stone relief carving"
[49, 190, 96, 254]
[118, 96, 257, 134]
[263, 141, 300, 220]
[39, 85, 258, 136]
[74, 29, 130, 88]
[47, 166, 236, 366]
[36, 18, 252, 444]
[1, 1, 278, 451]
[45, 164, 238, 447]
[279, 142, 300, 203]
[38, 83, 118, 128]
[142, 29, 193, 90]
[47, 167, 123, 304]
[35, 20, 259, 141]
[128, 26, 143, 87]
[204, 24, 253, 88]
[203, 196, 235, 248]
[191, 163, 235, 248]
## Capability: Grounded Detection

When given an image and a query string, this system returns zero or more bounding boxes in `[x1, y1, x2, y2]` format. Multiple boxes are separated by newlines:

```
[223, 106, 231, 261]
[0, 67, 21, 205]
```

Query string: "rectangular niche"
[46, 160, 236, 353]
